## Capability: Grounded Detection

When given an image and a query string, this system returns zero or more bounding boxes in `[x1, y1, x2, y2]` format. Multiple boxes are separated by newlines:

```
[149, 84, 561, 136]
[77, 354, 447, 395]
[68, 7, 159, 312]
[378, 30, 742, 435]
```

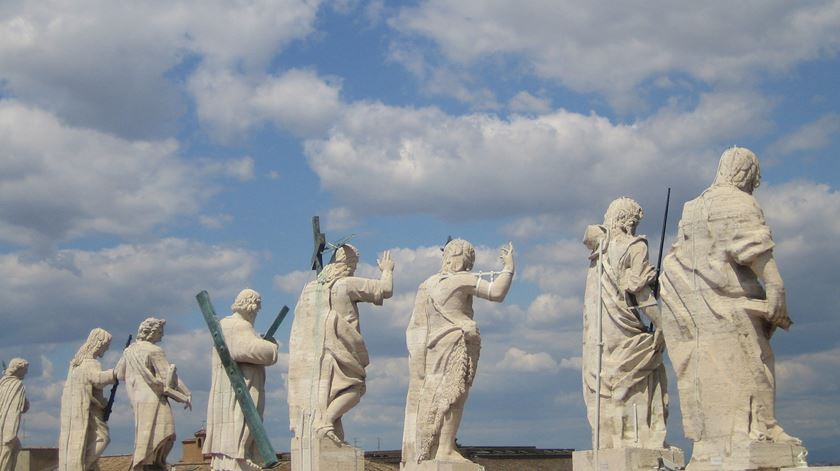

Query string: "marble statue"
[203, 289, 278, 471]
[58, 328, 117, 471]
[116, 318, 191, 470]
[581, 198, 669, 448]
[659, 147, 806, 469]
[402, 239, 514, 470]
[0, 358, 29, 471]
[288, 245, 393, 470]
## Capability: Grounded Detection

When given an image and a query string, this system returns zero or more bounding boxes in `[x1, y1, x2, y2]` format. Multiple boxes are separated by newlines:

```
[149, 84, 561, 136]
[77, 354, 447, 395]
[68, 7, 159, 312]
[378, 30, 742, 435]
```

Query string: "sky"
[1, 0, 840, 464]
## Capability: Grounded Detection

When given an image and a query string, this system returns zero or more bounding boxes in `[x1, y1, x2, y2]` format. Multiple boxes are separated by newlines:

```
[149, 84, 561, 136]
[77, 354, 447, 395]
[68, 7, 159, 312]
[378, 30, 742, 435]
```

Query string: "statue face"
[150, 324, 164, 343]
[96, 337, 112, 358]
[15, 364, 28, 379]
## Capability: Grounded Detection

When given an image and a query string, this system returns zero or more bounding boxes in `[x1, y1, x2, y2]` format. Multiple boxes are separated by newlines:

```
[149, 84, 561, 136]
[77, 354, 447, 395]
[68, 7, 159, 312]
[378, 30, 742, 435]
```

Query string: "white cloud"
[771, 113, 840, 157]
[497, 347, 558, 373]
[324, 207, 359, 232]
[391, 1, 840, 108]
[508, 91, 552, 114]
[0, 0, 323, 138]
[0, 238, 258, 346]
[199, 213, 234, 229]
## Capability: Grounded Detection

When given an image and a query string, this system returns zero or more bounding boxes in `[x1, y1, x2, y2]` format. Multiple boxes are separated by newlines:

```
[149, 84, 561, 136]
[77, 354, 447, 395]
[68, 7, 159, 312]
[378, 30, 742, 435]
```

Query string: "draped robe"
[0, 374, 28, 471]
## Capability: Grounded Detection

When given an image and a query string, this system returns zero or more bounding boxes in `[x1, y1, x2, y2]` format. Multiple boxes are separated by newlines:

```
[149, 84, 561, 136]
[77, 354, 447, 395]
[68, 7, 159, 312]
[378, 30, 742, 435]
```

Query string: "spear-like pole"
[103, 334, 132, 422]
[653, 187, 671, 299]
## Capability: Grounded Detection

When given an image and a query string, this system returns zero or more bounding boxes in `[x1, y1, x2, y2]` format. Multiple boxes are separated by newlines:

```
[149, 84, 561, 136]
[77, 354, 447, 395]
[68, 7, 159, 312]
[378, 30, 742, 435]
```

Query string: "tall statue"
[0, 358, 29, 471]
[58, 328, 117, 471]
[116, 318, 191, 470]
[288, 245, 393, 468]
[204, 289, 278, 471]
[581, 197, 669, 450]
[659, 147, 805, 468]
[402, 240, 514, 469]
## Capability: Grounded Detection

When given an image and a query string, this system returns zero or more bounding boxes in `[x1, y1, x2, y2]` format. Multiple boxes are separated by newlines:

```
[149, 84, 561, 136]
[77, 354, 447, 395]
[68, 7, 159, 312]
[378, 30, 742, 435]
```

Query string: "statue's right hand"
[767, 286, 789, 327]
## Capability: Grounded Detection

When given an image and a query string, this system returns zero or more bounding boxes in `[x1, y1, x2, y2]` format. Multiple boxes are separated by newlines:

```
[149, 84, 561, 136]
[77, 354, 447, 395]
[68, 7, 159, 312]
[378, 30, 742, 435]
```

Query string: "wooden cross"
[311, 215, 327, 274]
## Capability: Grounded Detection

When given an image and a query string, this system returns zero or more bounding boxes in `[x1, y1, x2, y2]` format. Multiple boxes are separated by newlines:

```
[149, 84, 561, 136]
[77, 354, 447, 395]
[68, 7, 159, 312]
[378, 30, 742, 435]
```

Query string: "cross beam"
[311, 215, 327, 274]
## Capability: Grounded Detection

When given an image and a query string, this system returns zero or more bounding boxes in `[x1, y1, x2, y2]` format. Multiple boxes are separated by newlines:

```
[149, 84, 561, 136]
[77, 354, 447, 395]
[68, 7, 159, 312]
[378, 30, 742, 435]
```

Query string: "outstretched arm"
[346, 250, 394, 304]
[474, 243, 515, 302]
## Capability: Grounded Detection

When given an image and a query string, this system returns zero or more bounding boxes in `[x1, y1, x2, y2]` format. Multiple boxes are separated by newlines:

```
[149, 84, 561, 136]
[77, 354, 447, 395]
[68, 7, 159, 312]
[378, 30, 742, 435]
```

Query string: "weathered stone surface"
[288, 245, 393, 470]
[0, 358, 28, 471]
[291, 434, 364, 471]
[659, 147, 806, 469]
[59, 328, 117, 471]
[401, 240, 514, 469]
[688, 441, 807, 470]
[408, 460, 485, 471]
[572, 447, 684, 471]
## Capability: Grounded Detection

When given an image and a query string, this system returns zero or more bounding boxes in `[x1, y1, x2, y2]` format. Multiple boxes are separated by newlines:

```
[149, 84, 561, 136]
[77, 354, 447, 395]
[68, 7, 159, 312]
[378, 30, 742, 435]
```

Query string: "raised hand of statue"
[378, 250, 394, 272]
[499, 242, 514, 270]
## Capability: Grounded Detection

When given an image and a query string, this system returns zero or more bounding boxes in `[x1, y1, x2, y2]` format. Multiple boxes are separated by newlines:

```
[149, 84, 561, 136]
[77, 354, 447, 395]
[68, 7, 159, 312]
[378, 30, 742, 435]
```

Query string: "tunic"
[58, 359, 115, 471]
[0, 375, 28, 471]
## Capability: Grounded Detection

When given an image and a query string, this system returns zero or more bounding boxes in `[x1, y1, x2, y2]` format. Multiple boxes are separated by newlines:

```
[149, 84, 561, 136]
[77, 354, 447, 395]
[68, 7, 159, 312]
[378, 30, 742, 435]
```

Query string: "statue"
[58, 328, 117, 471]
[0, 358, 29, 471]
[581, 198, 669, 448]
[287, 245, 393, 469]
[116, 318, 191, 470]
[203, 289, 278, 471]
[401, 239, 514, 470]
[659, 147, 806, 468]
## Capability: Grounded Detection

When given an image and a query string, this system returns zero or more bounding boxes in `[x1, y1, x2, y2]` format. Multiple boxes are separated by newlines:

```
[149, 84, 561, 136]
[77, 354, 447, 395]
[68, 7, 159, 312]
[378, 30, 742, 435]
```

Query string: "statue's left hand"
[499, 242, 514, 269]
[378, 250, 394, 272]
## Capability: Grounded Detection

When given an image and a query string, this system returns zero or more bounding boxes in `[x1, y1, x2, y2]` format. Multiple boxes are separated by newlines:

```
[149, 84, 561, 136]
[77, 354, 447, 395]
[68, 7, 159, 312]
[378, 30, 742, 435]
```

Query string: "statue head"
[713, 146, 761, 194]
[441, 239, 475, 274]
[604, 197, 644, 235]
[137, 317, 165, 343]
[320, 244, 359, 284]
[232, 289, 261, 323]
[4, 358, 28, 379]
[71, 328, 112, 367]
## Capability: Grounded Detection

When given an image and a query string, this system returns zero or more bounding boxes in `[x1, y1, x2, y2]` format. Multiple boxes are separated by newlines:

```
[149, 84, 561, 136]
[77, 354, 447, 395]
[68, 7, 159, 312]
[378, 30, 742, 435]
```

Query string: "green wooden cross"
[196, 291, 279, 468]
[311, 215, 327, 274]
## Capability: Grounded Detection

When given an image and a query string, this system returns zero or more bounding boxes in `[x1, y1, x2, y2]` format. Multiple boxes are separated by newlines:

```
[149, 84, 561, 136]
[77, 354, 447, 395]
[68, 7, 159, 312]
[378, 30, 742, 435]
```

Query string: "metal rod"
[595, 234, 606, 467]
[634, 403, 639, 444]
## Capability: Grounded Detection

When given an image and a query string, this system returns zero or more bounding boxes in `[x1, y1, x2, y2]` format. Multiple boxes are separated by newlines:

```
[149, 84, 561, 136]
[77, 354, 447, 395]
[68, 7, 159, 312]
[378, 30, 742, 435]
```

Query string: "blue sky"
[1, 0, 839, 464]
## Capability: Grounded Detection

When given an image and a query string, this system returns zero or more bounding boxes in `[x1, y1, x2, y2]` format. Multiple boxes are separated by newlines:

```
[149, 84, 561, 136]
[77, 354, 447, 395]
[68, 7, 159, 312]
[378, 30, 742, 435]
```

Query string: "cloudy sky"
[2, 0, 839, 464]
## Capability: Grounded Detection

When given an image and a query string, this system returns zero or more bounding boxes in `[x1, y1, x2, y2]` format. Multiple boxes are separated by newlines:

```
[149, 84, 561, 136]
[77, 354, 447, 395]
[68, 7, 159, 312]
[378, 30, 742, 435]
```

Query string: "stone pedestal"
[687, 441, 808, 470]
[573, 447, 685, 471]
[403, 460, 485, 471]
[291, 435, 365, 471]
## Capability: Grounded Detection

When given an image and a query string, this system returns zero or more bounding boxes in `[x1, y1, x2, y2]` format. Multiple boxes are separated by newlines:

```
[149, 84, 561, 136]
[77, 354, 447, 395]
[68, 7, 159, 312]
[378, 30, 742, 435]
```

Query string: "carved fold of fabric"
[0, 376, 26, 471]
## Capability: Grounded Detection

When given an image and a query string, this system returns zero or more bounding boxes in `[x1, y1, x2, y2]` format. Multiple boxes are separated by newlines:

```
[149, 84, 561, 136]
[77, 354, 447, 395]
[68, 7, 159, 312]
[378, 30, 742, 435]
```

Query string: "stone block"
[403, 460, 485, 471]
[572, 447, 685, 471]
[291, 435, 365, 471]
[687, 441, 808, 470]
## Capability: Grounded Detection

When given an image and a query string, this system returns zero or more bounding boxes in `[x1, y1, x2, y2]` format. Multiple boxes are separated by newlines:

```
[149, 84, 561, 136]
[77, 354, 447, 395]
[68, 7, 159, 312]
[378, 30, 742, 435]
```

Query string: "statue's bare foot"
[434, 449, 471, 462]
[315, 425, 347, 447]
[767, 427, 802, 445]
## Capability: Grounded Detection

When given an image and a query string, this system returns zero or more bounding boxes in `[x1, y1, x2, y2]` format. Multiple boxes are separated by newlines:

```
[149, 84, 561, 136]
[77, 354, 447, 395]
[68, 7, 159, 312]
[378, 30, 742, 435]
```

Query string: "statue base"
[402, 460, 485, 471]
[687, 440, 808, 470]
[572, 447, 685, 471]
[291, 434, 365, 471]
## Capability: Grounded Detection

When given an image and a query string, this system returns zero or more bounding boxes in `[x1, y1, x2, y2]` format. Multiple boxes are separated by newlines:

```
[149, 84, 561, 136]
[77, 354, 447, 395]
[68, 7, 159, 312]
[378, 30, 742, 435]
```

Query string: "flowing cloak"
[203, 315, 278, 462]
[0, 375, 28, 471]
[116, 341, 182, 468]
[402, 274, 481, 464]
[287, 276, 386, 438]
[659, 185, 777, 444]
[581, 226, 668, 448]
[58, 359, 114, 471]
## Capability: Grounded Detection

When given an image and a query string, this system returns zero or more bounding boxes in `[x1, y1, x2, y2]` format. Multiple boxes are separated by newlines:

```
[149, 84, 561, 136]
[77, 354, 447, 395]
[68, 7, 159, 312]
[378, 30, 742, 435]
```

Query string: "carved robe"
[116, 341, 188, 469]
[660, 185, 781, 453]
[58, 359, 115, 471]
[288, 276, 389, 442]
[0, 374, 28, 471]
[203, 315, 278, 471]
[582, 225, 668, 449]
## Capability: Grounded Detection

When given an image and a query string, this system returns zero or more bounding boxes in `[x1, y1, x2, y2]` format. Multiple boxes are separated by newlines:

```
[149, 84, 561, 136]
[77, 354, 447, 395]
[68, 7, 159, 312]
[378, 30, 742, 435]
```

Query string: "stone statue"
[288, 245, 393, 469]
[0, 358, 29, 471]
[203, 289, 278, 471]
[116, 318, 191, 470]
[402, 239, 514, 470]
[659, 147, 806, 469]
[581, 198, 668, 448]
[58, 328, 117, 471]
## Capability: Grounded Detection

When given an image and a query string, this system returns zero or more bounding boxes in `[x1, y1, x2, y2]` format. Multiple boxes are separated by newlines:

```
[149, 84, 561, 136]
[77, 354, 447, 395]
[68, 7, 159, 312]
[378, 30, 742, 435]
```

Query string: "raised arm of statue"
[473, 242, 515, 302]
[345, 251, 394, 305]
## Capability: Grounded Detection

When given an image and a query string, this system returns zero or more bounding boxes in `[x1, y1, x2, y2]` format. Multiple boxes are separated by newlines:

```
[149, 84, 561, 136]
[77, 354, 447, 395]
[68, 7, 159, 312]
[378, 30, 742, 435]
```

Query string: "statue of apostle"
[0, 358, 29, 471]
[288, 245, 394, 449]
[581, 197, 669, 450]
[116, 317, 191, 470]
[402, 240, 514, 468]
[203, 289, 278, 471]
[659, 147, 804, 467]
[58, 328, 117, 471]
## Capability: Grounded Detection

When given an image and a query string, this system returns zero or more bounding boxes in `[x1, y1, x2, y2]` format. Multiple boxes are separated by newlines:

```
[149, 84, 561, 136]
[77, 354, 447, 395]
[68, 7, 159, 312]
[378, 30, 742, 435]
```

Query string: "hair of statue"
[232, 288, 261, 313]
[603, 197, 644, 231]
[137, 317, 166, 341]
[71, 328, 112, 367]
[320, 244, 359, 285]
[713, 146, 761, 190]
[4, 357, 28, 376]
[441, 238, 475, 273]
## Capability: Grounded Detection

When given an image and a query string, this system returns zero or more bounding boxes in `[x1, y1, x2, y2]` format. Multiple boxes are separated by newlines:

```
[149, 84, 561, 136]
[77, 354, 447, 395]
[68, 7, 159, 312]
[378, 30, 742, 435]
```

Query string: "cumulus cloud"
[508, 91, 552, 114]
[0, 0, 322, 138]
[497, 347, 558, 372]
[770, 113, 840, 157]
[0, 238, 257, 346]
[391, 1, 840, 108]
